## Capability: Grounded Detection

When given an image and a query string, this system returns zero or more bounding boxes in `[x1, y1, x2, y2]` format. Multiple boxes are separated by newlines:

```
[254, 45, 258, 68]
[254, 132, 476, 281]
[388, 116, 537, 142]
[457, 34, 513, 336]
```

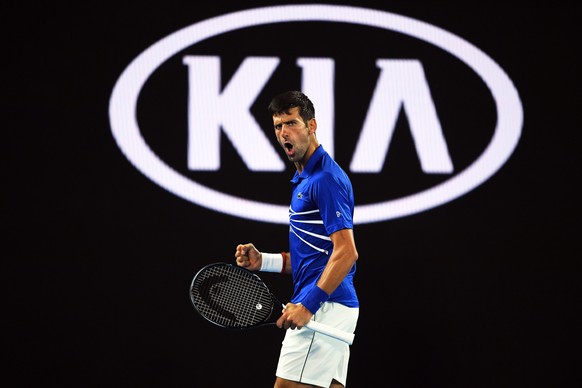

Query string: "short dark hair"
[267, 90, 315, 124]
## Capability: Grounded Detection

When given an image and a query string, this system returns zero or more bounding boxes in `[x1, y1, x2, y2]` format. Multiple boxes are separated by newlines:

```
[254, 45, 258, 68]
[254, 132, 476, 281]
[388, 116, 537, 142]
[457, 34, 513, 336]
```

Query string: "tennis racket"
[189, 262, 355, 345]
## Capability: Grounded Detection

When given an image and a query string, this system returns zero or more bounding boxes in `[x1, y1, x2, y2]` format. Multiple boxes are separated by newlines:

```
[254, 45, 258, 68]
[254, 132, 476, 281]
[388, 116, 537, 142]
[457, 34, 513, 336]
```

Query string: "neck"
[295, 142, 320, 174]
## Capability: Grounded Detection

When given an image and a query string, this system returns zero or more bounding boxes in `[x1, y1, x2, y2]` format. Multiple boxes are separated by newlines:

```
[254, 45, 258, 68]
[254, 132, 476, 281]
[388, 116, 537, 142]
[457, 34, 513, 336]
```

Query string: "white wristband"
[260, 252, 284, 273]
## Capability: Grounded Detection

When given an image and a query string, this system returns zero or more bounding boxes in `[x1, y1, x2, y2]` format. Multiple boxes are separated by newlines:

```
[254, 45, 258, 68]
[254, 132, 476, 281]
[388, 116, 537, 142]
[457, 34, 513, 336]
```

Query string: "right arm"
[235, 243, 291, 274]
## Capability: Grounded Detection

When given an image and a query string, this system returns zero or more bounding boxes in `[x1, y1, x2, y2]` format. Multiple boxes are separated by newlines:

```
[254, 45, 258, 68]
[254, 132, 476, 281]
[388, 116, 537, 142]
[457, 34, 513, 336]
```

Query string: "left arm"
[277, 228, 358, 329]
[315, 228, 358, 295]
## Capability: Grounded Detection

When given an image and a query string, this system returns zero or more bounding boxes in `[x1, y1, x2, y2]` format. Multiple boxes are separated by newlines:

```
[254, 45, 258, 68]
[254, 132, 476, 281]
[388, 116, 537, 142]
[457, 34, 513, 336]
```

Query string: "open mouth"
[284, 142, 294, 152]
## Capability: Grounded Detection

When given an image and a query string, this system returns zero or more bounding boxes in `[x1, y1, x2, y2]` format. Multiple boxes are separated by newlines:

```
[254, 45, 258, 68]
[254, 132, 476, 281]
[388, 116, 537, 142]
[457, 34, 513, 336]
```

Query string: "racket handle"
[281, 304, 355, 344]
[305, 320, 355, 345]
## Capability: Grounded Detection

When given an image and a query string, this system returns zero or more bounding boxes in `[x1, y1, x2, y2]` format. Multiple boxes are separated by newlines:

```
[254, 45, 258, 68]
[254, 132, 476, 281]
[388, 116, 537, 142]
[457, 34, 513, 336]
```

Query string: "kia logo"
[109, 4, 523, 224]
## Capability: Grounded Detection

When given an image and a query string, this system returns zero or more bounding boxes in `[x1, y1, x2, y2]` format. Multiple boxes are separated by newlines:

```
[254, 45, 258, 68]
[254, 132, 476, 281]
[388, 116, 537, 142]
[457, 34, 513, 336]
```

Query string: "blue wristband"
[301, 285, 329, 314]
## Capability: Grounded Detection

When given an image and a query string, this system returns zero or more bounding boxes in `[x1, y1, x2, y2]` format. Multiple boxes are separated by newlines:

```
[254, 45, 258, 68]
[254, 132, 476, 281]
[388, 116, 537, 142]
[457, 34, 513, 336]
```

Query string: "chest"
[290, 179, 318, 214]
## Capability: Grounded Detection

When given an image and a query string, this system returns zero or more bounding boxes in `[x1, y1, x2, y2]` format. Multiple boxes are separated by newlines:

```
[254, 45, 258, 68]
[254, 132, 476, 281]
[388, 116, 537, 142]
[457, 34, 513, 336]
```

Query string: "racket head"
[190, 262, 278, 329]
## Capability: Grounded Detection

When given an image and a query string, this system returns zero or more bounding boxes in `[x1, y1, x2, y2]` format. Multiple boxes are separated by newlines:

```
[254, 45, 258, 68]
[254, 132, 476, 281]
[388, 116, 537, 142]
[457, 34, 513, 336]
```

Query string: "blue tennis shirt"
[288, 145, 359, 308]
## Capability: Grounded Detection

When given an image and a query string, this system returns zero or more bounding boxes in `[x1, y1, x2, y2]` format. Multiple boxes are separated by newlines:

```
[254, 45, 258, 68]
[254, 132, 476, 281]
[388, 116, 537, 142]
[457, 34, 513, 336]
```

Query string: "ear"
[308, 118, 317, 134]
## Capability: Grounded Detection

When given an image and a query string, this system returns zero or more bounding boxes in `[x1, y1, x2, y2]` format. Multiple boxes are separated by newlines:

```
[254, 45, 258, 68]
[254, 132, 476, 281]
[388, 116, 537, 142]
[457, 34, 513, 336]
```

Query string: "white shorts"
[275, 302, 359, 387]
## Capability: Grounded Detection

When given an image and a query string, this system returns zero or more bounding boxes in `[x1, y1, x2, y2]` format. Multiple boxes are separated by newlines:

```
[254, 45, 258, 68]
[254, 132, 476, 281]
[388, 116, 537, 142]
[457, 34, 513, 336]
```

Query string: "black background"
[6, 2, 580, 387]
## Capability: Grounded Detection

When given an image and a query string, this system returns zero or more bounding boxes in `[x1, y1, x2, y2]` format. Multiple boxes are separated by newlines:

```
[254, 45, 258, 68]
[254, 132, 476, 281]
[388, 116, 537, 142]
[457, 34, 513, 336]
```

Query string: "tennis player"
[235, 90, 359, 388]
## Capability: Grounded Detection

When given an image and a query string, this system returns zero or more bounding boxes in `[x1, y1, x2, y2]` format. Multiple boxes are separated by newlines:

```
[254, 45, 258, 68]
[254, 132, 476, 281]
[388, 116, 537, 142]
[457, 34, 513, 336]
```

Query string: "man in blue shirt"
[235, 91, 359, 388]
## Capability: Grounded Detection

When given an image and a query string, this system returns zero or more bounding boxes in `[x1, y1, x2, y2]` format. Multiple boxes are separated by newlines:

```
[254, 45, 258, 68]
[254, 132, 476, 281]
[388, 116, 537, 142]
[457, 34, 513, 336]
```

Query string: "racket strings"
[191, 265, 273, 328]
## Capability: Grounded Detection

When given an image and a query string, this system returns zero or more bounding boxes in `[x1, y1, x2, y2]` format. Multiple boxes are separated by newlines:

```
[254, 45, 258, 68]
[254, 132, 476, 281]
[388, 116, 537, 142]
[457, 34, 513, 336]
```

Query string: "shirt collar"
[291, 145, 325, 183]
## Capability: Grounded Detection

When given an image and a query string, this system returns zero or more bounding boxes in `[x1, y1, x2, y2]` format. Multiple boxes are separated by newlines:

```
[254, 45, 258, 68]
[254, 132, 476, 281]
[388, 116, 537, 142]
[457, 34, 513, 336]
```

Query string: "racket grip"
[305, 320, 355, 345]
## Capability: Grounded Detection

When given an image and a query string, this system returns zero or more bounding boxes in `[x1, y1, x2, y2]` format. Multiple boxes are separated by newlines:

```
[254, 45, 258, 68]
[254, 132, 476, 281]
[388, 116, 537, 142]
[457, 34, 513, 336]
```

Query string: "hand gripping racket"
[189, 262, 355, 345]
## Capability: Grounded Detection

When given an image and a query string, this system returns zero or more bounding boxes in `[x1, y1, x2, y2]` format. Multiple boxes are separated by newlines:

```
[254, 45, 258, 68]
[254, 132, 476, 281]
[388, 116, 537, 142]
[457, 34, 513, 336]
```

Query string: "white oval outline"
[109, 4, 523, 224]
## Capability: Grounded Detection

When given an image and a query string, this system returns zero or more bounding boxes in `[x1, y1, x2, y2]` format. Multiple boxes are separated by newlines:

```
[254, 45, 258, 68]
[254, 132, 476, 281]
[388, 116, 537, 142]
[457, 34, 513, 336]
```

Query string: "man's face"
[273, 107, 315, 164]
